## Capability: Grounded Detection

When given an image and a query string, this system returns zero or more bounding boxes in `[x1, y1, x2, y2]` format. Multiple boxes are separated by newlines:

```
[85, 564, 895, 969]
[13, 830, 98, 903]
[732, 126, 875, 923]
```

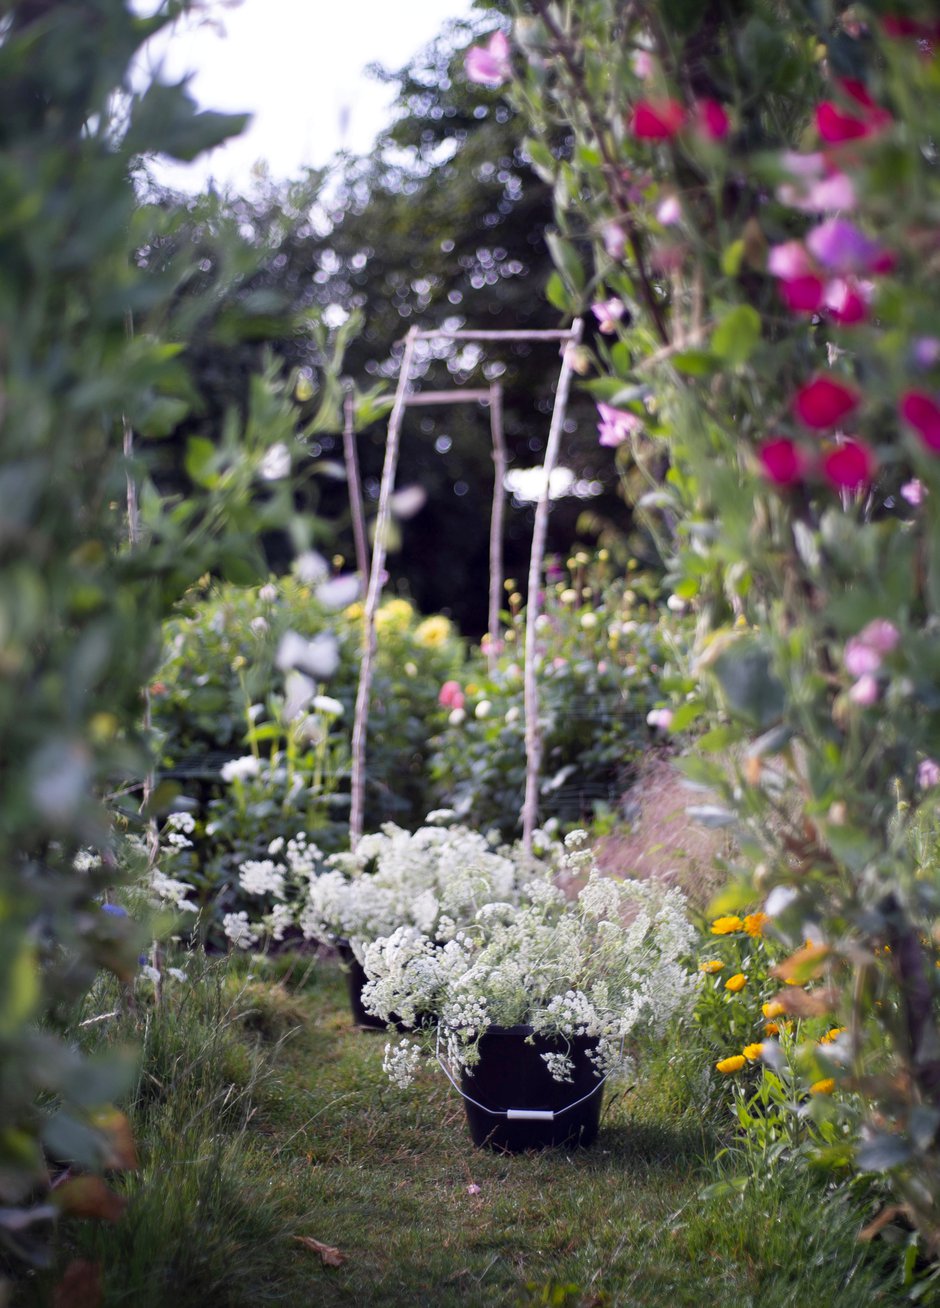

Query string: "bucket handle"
[434, 1024, 620, 1120]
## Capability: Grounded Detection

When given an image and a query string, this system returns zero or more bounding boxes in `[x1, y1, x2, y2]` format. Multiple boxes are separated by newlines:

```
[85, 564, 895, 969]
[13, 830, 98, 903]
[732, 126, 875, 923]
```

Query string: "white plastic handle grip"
[506, 1109, 556, 1121]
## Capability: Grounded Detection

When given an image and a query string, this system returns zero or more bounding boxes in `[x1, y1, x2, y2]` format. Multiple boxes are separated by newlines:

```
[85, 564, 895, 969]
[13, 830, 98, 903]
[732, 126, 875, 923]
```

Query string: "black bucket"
[336, 942, 414, 1032]
[457, 1026, 604, 1152]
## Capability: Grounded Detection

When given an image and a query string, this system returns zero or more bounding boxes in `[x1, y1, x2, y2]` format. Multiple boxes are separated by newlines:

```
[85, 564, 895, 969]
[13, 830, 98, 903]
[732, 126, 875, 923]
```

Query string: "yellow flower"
[809, 1078, 836, 1095]
[700, 960, 725, 974]
[724, 973, 747, 993]
[343, 602, 365, 622]
[744, 912, 770, 938]
[820, 1027, 847, 1045]
[413, 615, 453, 648]
[716, 1055, 747, 1074]
[375, 598, 413, 633]
[763, 1021, 780, 1036]
[711, 915, 744, 935]
[762, 1000, 786, 1019]
[743, 1043, 764, 1061]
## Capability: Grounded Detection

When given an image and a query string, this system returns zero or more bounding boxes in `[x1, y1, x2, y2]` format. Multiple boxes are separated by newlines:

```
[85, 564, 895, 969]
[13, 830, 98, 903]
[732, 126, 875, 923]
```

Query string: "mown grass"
[17, 953, 905, 1308]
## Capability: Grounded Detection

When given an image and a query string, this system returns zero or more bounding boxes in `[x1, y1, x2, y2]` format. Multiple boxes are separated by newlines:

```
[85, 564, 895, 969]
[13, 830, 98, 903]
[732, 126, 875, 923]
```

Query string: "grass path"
[22, 957, 901, 1307]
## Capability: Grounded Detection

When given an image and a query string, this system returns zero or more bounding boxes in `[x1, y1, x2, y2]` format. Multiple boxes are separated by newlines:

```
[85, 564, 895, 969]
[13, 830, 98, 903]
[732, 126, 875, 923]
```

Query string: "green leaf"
[128, 82, 249, 163]
[523, 137, 556, 183]
[184, 437, 217, 488]
[545, 271, 572, 313]
[710, 638, 786, 729]
[544, 231, 585, 295]
[671, 350, 716, 377]
[669, 701, 704, 732]
[0, 941, 39, 1037]
[721, 240, 745, 277]
[711, 305, 762, 367]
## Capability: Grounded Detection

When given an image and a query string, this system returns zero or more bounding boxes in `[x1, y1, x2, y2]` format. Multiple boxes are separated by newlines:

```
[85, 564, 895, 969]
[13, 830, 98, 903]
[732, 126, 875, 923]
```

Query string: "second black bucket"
[457, 1026, 604, 1152]
[336, 941, 387, 1030]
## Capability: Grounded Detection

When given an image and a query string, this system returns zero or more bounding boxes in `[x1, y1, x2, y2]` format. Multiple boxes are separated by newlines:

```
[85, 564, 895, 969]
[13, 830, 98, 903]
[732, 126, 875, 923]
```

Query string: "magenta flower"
[464, 30, 512, 87]
[918, 759, 940, 789]
[822, 439, 874, 491]
[779, 275, 825, 314]
[849, 674, 879, 705]
[758, 438, 806, 487]
[793, 376, 860, 429]
[695, 99, 730, 140]
[806, 219, 889, 276]
[816, 101, 872, 143]
[591, 298, 625, 334]
[597, 402, 642, 447]
[901, 391, 940, 453]
[824, 278, 870, 325]
[630, 99, 685, 141]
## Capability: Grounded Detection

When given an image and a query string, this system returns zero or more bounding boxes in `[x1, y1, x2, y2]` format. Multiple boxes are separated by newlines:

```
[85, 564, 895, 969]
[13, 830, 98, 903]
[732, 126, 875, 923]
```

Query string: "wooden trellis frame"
[349, 320, 584, 852]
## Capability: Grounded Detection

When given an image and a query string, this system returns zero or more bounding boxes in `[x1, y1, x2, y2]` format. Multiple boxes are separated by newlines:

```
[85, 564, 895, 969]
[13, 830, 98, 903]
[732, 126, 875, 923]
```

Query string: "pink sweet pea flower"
[695, 99, 730, 140]
[656, 194, 682, 225]
[591, 298, 625, 334]
[793, 376, 860, 429]
[603, 223, 626, 260]
[844, 639, 881, 678]
[914, 338, 940, 368]
[848, 673, 879, 705]
[824, 278, 870, 325]
[646, 708, 674, 730]
[779, 275, 825, 314]
[822, 439, 875, 491]
[838, 79, 892, 131]
[597, 402, 642, 447]
[778, 171, 858, 214]
[857, 619, 900, 656]
[900, 391, 940, 453]
[768, 242, 814, 280]
[464, 30, 512, 87]
[758, 438, 806, 487]
[630, 99, 685, 140]
[918, 758, 940, 789]
[816, 101, 871, 143]
[901, 479, 925, 506]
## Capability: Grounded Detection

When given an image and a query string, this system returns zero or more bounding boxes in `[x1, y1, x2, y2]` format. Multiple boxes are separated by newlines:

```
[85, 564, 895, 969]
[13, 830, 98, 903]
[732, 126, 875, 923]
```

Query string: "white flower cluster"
[223, 911, 259, 950]
[299, 823, 541, 952]
[382, 1038, 423, 1090]
[233, 831, 329, 945]
[150, 870, 198, 913]
[220, 755, 261, 783]
[368, 852, 699, 1089]
[238, 858, 285, 898]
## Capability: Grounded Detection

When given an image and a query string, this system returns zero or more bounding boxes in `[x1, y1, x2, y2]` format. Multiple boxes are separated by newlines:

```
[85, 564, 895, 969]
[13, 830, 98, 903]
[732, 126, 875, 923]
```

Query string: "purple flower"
[464, 30, 512, 87]
[901, 479, 925, 506]
[805, 219, 888, 275]
[603, 223, 626, 260]
[918, 758, 940, 789]
[597, 402, 642, 447]
[591, 298, 625, 334]
[914, 338, 940, 369]
[101, 902, 128, 917]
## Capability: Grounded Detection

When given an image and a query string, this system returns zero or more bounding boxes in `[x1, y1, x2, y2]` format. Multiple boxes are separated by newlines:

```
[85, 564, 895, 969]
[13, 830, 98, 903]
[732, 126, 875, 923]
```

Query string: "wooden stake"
[487, 382, 507, 675]
[342, 383, 370, 583]
[349, 327, 419, 846]
[521, 319, 584, 855]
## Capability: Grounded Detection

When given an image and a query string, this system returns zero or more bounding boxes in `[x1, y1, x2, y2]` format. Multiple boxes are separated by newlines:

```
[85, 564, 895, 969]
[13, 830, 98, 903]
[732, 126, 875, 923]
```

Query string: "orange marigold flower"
[711, 915, 744, 935]
[744, 912, 770, 937]
[764, 1021, 780, 1036]
[743, 1043, 764, 1061]
[820, 1026, 847, 1045]
[724, 972, 747, 993]
[762, 1000, 785, 1019]
[700, 960, 725, 974]
[809, 1078, 836, 1095]
[716, 1055, 747, 1074]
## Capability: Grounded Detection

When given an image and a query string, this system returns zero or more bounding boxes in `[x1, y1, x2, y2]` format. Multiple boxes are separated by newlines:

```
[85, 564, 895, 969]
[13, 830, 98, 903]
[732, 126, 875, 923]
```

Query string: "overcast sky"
[142, 0, 478, 192]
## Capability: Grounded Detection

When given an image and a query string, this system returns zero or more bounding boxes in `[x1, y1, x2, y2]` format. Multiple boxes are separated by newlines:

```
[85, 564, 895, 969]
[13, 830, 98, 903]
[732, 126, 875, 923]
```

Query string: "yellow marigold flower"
[413, 615, 453, 648]
[809, 1078, 836, 1095]
[762, 1000, 786, 1019]
[743, 1043, 764, 1061]
[744, 912, 770, 938]
[724, 972, 747, 993]
[343, 602, 365, 622]
[764, 1021, 780, 1036]
[820, 1027, 847, 1045]
[716, 1055, 747, 1074]
[711, 915, 744, 935]
[700, 960, 725, 974]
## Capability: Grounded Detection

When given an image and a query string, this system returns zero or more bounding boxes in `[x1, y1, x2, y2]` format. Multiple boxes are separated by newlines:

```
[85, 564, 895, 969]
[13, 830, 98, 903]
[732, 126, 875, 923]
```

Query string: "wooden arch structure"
[348, 319, 584, 853]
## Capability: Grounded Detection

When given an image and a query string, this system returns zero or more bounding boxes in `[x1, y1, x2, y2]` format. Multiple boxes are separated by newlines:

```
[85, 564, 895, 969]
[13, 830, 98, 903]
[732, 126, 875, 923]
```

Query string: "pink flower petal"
[824, 278, 869, 324]
[465, 30, 512, 87]
[768, 241, 814, 280]
[793, 377, 860, 429]
[630, 99, 685, 141]
[696, 99, 730, 140]
[822, 439, 875, 491]
[758, 438, 806, 487]
[816, 101, 871, 142]
[779, 275, 825, 314]
[900, 391, 940, 453]
[848, 673, 879, 705]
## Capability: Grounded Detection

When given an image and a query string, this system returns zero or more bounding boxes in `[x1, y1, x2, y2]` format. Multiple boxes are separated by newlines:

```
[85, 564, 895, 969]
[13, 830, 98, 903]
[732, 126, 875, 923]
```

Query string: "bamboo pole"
[487, 381, 507, 676]
[403, 388, 491, 406]
[413, 328, 577, 342]
[349, 326, 419, 846]
[342, 383, 370, 583]
[521, 318, 584, 854]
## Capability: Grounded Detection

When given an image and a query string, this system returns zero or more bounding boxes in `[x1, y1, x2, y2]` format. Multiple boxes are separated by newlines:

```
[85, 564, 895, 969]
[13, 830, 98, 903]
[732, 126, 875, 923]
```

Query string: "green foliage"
[0, 0, 324, 1277]
[499, 0, 940, 1259]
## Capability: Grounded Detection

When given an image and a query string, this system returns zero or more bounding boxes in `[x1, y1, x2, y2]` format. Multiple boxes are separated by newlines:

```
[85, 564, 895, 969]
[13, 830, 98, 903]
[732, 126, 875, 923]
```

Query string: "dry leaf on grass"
[293, 1235, 347, 1267]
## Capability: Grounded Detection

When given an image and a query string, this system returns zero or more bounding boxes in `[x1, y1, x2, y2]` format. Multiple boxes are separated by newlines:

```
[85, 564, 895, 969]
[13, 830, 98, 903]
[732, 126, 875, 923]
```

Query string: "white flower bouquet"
[367, 834, 699, 1090]
[297, 822, 546, 961]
